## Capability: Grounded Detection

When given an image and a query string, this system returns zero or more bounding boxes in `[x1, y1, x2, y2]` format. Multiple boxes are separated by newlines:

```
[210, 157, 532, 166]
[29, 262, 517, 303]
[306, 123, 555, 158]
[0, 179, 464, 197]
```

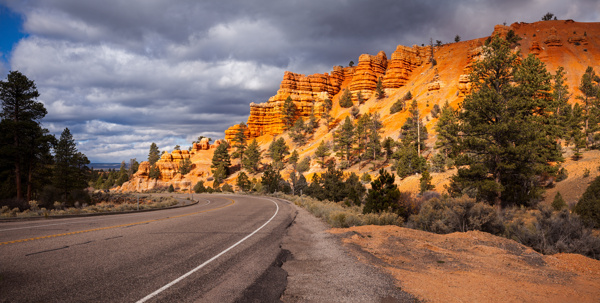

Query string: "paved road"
[0, 194, 294, 302]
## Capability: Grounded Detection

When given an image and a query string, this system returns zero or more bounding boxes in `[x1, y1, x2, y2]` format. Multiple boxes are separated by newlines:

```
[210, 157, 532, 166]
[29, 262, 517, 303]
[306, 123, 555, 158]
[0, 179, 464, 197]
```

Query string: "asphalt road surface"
[0, 194, 294, 302]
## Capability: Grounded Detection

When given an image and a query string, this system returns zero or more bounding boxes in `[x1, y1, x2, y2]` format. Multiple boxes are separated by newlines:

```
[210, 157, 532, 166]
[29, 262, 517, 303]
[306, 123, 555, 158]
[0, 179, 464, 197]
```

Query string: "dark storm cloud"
[2, 0, 598, 161]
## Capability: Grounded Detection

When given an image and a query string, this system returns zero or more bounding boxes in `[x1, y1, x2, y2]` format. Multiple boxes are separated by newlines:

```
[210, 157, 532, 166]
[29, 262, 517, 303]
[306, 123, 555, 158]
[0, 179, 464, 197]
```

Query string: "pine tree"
[53, 128, 90, 203]
[296, 156, 311, 173]
[315, 140, 330, 168]
[363, 169, 401, 214]
[289, 119, 306, 145]
[261, 165, 282, 193]
[236, 171, 251, 192]
[0, 71, 47, 200]
[148, 164, 161, 179]
[419, 168, 434, 193]
[268, 137, 290, 170]
[211, 141, 230, 181]
[322, 98, 333, 130]
[339, 89, 353, 108]
[357, 91, 365, 104]
[148, 143, 160, 165]
[399, 99, 427, 153]
[450, 36, 563, 207]
[551, 191, 567, 211]
[243, 139, 262, 173]
[434, 101, 460, 158]
[376, 77, 385, 99]
[289, 150, 299, 169]
[178, 158, 192, 175]
[366, 113, 383, 161]
[333, 116, 354, 161]
[231, 122, 248, 167]
[116, 161, 129, 186]
[354, 114, 370, 160]
[577, 67, 600, 148]
[282, 96, 297, 129]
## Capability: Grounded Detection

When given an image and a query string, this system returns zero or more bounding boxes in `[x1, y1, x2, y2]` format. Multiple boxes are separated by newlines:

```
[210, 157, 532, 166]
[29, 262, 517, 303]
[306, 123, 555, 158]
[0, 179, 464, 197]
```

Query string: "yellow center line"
[0, 198, 235, 246]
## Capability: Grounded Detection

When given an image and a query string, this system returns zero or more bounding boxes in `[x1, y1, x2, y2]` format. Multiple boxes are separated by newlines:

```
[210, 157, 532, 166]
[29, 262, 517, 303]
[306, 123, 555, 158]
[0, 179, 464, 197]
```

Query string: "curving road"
[0, 194, 295, 302]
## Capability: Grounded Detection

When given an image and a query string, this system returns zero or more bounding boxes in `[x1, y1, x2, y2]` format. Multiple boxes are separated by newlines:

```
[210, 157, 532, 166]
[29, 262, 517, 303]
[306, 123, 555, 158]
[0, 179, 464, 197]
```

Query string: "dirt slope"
[331, 225, 600, 303]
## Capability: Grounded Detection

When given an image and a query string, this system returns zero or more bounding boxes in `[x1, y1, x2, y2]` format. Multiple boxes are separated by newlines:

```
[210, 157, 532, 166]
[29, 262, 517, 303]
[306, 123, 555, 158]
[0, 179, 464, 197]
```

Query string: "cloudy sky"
[0, 0, 599, 163]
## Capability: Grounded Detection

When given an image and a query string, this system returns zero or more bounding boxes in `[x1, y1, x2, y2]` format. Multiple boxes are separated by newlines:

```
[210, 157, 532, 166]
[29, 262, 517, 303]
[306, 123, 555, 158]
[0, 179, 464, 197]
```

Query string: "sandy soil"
[330, 225, 600, 303]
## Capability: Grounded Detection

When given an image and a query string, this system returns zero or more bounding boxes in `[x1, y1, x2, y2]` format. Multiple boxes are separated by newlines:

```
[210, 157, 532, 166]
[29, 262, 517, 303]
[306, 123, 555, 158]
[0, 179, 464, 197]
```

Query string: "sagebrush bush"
[505, 206, 600, 259]
[408, 196, 503, 234]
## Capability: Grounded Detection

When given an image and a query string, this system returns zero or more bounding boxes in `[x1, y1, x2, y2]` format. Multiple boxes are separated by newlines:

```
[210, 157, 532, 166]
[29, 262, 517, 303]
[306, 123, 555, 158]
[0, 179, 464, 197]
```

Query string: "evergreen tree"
[419, 167, 434, 193]
[577, 67, 600, 148]
[322, 98, 333, 130]
[333, 116, 354, 161]
[178, 158, 192, 175]
[282, 96, 297, 129]
[294, 173, 308, 196]
[399, 99, 427, 153]
[376, 77, 385, 99]
[53, 128, 90, 203]
[243, 139, 262, 173]
[455, 35, 461, 42]
[551, 191, 567, 211]
[261, 165, 282, 193]
[128, 158, 139, 179]
[394, 144, 426, 179]
[231, 122, 248, 167]
[315, 140, 331, 168]
[354, 114, 370, 160]
[289, 150, 299, 169]
[319, 164, 346, 202]
[296, 156, 311, 173]
[211, 141, 231, 182]
[267, 137, 290, 170]
[116, 161, 129, 186]
[363, 169, 401, 214]
[19, 122, 55, 201]
[450, 36, 563, 207]
[339, 89, 353, 108]
[434, 101, 460, 158]
[289, 119, 307, 145]
[148, 164, 160, 179]
[306, 109, 317, 134]
[574, 176, 600, 227]
[0, 71, 47, 201]
[194, 180, 206, 193]
[365, 113, 383, 161]
[148, 143, 160, 165]
[236, 171, 251, 192]
[345, 172, 366, 206]
[357, 91, 365, 104]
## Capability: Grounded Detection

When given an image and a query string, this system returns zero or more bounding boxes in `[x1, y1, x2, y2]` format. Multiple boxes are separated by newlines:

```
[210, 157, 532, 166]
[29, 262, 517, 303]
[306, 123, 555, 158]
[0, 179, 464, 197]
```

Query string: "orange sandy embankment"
[330, 225, 600, 303]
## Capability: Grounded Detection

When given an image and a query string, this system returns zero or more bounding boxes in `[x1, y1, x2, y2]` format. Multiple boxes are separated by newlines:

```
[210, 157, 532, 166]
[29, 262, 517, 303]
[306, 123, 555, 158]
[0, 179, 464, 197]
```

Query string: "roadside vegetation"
[0, 194, 180, 218]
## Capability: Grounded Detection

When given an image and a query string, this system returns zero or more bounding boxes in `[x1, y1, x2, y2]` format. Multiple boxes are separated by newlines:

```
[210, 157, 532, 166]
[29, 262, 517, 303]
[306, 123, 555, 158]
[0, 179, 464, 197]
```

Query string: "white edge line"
[136, 198, 279, 303]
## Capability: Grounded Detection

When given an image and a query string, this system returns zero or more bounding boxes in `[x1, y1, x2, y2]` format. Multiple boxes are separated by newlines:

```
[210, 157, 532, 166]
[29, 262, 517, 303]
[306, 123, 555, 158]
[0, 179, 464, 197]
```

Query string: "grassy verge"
[270, 193, 403, 228]
[0, 195, 180, 218]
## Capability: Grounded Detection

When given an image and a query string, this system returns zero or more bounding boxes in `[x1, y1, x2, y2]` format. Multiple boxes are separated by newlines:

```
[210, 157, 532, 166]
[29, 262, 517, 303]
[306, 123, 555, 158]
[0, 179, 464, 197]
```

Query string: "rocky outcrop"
[544, 27, 563, 47]
[348, 51, 388, 100]
[382, 45, 429, 91]
[226, 67, 355, 139]
[457, 45, 483, 96]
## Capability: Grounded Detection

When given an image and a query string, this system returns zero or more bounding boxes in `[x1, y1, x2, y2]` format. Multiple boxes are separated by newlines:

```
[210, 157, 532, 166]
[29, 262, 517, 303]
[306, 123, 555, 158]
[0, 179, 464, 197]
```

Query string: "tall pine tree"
[53, 128, 90, 204]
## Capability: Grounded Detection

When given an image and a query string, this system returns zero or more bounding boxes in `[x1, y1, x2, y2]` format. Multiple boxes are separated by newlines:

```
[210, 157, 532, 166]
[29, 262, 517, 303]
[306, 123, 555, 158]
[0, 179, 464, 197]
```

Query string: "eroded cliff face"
[124, 20, 600, 193]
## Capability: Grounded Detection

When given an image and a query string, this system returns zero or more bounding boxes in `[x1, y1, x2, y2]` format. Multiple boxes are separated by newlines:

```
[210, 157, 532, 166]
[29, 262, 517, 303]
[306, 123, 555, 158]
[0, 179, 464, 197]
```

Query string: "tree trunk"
[14, 133, 22, 201]
[27, 164, 33, 202]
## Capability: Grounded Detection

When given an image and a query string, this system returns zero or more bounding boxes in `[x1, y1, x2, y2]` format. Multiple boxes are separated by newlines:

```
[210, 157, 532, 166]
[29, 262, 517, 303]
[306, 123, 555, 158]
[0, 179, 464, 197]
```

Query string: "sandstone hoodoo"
[125, 20, 600, 196]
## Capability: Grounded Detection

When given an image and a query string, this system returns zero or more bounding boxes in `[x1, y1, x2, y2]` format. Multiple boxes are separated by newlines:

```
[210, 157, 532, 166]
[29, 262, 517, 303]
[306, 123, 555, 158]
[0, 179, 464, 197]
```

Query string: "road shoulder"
[280, 202, 416, 303]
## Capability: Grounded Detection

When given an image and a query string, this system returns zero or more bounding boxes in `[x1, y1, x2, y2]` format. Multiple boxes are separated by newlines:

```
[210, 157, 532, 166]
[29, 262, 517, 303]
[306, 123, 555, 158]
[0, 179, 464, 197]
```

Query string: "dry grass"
[271, 193, 403, 227]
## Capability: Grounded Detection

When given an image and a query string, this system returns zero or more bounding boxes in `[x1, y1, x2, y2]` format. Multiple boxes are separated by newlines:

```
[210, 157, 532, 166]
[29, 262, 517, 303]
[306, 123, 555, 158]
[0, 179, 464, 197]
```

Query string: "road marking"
[136, 198, 280, 303]
[0, 198, 211, 232]
[0, 199, 231, 246]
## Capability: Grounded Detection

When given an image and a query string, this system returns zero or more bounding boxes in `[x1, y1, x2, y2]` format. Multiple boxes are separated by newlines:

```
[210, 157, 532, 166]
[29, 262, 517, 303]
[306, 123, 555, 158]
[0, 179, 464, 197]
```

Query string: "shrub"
[583, 168, 590, 178]
[409, 196, 503, 234]
[221, 183, 234, 192]
[167, 184, 175, 192]
[556, 167, 568, 182]
[339, 89, 353, 108]
[574, 176, 600, 227]
[194, 181, 206, 193]
[390, 99, 405, 114]
[506, 206, 600, 259]
[360, 172, 371, 183]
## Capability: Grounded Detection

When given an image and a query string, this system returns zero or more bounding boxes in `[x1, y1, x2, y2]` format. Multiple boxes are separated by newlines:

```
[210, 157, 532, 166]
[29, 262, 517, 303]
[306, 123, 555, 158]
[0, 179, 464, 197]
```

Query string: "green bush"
[167, 184, 175, 192]
[551, 192, 567, 211]
[194, 181, 206, 193]
[221, 183, 234, 192]
[574, 176, 600, 227]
